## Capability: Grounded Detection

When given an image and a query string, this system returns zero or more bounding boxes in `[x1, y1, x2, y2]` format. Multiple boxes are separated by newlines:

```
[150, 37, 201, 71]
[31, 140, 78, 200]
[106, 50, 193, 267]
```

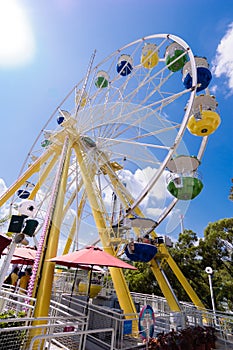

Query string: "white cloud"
[0, 178, 7, 196]
[146, 207, 164, 218]
[98, 166, 170, 226]
[209, 84, 217, 94]
[212, 23, 233, 95]
[117, 167, 169, 211]
[0, 1, 35, 67]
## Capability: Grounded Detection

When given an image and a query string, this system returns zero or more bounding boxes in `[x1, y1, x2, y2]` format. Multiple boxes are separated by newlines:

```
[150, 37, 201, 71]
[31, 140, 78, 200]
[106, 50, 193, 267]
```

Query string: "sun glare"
[0, 1, 35, 67]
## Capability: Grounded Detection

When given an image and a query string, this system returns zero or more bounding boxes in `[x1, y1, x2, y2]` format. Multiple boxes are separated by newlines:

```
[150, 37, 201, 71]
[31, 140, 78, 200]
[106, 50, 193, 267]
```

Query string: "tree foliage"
[198, 218, 233, 310]
[164, 230, 209, 305]
[125, 218, 233, 311]
[124, 261, 163, 296]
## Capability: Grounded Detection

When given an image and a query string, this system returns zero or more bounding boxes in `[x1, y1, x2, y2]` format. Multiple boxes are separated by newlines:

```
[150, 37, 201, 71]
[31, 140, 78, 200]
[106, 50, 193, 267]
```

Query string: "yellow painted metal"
[105, 163, 135, 209]
[187, 110, 221, 136]
[150, 258, 181, 311]
[101, 158, 206, 311]
[75, 89, 88, 108]
[2, 120, 205, 337]
[33, 142, 71, 307]
[78, 282, 102, 298]
[63, 189, 77, 214]
[158, 244, 206, 310]
[28, 152, 59, 200]
[101, 158, 141, 217]
[32, 145, 84, 256]
[63, 192, 86, 254]
[103, 161, 182, 311]
[62, 178, 84, 217]
[73, 143, 114, 247]
[0, 147, 56, 207]
[30, 139, 72, 349]
[73, 142, 138, 331]
[103, 159, 154, 226]
[63, 216, 76, 255]
[105, 165, 142, 237]
[141, 44, 159, 69]
[100, 161, 123, 174]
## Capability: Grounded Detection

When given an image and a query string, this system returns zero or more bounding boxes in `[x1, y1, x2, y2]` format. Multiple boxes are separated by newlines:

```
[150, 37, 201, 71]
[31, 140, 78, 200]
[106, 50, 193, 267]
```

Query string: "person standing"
[19, 268, 31, 292]
[10, 267, 19, 287]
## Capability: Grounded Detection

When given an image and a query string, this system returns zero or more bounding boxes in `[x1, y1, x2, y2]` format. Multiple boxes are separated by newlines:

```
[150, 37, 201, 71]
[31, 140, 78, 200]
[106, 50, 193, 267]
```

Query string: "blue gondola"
[17, 189, 30, 199]
[117, 54, 133, 76]
[182, 57, 212, 92]
[57, 110, 71, 125]
[57, 116, 64, 125]
[125, 242, 157, 263]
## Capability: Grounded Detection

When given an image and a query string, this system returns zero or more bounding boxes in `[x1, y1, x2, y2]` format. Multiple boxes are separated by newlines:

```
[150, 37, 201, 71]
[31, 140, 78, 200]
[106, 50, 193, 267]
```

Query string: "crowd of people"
[4, 266, 32, 292]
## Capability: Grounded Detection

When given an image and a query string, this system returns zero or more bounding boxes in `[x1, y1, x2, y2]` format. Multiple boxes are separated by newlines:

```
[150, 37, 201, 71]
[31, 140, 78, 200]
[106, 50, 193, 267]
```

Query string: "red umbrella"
[49, 245, 136, 309]
[0, 233, 11, 256]
[12, 247, 37, 261]
[2, 246, 37, 264]
[49, 245, 136, 269]
[11, 257, 34, 265]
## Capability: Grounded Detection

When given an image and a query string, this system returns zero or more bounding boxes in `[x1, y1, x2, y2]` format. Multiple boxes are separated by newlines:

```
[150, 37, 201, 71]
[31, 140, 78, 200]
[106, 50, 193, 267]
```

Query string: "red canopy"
[12, 247, 37, 261]
[11, 257, 34, 265]
[0, 233, 11, 256]
[49, 245, 136, 270]
[49, 246, 136, 309]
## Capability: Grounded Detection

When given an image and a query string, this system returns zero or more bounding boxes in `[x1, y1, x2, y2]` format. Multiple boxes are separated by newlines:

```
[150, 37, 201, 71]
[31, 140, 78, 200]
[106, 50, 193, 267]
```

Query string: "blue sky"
[0, 0, 232, 242]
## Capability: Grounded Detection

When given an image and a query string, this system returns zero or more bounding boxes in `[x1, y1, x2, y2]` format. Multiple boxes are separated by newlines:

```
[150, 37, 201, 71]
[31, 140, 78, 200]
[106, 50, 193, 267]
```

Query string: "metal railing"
[0, 285, 36, 316]
[28, 328, 115, 350]
[130, 291, 233, 344]
[0, 315, 86, 350]
[57, 294, 143, 350]
[1, 285, 233, 349]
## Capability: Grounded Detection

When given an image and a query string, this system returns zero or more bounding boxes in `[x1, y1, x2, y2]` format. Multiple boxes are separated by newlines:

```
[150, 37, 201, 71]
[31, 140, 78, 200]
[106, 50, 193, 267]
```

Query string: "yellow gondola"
[187, 95, 221, 136]
[141, 43, 159, 69]
[75, 89, 88, 107]
[78, 282, 102, 298]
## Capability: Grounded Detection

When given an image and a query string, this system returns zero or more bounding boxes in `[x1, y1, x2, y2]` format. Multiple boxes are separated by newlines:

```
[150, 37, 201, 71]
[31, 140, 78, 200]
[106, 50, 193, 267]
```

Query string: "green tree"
[197, 218, 233, 310]
[124, 261, 162, 296]
[124, 218, 233, 311]
[164, 229, 208, 304]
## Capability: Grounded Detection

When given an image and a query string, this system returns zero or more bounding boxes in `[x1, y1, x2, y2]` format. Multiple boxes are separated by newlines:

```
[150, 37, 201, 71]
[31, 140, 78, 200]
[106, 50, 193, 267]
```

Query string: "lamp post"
[205, 266, 217, 325]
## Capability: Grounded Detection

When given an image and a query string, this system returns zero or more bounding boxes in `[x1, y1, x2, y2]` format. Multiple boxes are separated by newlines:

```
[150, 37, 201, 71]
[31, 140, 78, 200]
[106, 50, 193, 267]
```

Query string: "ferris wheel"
[0, 34, 220, 319]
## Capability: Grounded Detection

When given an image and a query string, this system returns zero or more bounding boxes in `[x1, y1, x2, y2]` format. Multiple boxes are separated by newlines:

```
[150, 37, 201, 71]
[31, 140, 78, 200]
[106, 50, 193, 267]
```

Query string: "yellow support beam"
[63, 192, 86, 254]
[0, 147, 57, 207]
[150, 258, 181, 311]
[33, 141, 71, 309]
[30, 139, 72, 349]
[102, 158, 205, 311]
[158, 244, 206, 310]
[63, 216, 76, 255]
[29, 152, 59, 200]
[61, 178, 84, 220]
[73, 143, 138, 331]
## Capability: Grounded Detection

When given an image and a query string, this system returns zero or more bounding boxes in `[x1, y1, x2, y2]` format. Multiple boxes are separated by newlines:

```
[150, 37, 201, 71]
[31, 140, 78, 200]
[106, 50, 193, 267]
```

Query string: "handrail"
[28, 328, 115, 350]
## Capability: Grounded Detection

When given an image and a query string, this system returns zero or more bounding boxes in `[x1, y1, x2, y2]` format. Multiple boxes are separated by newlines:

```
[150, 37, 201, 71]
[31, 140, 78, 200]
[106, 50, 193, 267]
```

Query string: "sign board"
[138, 305, 155, 340]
